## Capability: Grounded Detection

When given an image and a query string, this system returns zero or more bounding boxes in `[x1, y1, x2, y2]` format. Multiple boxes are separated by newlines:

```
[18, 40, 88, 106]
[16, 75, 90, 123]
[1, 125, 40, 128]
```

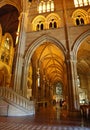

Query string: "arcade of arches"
[0, 0, 90, 117]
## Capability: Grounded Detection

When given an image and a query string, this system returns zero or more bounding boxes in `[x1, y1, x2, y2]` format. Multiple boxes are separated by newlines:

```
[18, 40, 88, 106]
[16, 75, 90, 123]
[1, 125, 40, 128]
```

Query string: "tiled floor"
[0, 106, 90, 130]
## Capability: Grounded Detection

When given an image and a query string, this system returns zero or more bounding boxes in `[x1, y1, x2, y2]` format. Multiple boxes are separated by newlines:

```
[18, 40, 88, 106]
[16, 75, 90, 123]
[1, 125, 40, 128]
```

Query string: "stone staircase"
[0, 87, 35, 116]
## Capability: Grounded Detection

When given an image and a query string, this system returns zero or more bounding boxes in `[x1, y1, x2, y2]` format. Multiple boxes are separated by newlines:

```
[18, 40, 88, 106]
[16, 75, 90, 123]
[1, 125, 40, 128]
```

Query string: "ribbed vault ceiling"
[33, 42, 65, 85]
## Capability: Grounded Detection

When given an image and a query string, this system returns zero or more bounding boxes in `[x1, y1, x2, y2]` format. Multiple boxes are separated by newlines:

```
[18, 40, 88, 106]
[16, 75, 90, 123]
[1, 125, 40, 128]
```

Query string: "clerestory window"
[74, 0, 90, 7]
[38, 0, 54, 14]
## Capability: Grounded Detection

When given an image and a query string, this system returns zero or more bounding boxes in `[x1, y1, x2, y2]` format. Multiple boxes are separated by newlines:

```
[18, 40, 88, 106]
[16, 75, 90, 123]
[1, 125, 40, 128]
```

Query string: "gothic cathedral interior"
[0, 0, 90, 116]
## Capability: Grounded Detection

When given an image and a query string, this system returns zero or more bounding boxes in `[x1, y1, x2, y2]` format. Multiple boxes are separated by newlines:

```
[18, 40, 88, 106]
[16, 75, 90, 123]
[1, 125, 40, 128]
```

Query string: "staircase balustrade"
[0, 87, 35, 112]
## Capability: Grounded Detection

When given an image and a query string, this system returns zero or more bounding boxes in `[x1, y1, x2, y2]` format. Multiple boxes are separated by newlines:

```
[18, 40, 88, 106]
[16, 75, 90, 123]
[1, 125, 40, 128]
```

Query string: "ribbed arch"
[40, 56, 64, 70]
[72, 30, 90, 58]
[25, 35, 66, 62]
[72, 9, 89, 25]
[32, 15, 46, 31]
[0, 0, 21, 13]
[46, 13, 61, 29]
[23, 35, 66, 89]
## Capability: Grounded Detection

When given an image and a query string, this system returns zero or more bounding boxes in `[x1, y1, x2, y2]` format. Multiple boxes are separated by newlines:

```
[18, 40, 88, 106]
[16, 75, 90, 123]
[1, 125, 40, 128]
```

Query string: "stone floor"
[0, 106, 90, 130]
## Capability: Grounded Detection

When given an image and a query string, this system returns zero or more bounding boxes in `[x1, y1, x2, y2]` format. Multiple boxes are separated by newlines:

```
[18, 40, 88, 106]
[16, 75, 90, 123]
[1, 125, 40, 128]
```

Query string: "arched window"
[49, 19, 57, 29]
[76, 18, 80, 25]
[51, 0, 54, 11]
[46, 13, 61, 29]
[36, 22, 44, 31]
[43, 2, 46, 13]
[80, 18, 84, 24]
[41, 24, 44, 30]
[47, 1, 51, 12]
[49, 22, 52, 28]
[54, 22, 57, 28]
[76, 16, 85, 25]
[0, 33, 14, 65]
[39, 1, 43, 13]
[32, 15, 45, 31]
[74, 0, 90, 7]
[72, 9, 89, 26]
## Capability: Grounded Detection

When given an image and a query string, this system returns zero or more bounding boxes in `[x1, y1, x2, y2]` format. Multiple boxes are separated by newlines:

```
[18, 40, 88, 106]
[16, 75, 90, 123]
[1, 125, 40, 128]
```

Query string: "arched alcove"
[0, 4, 19, 46]
[72, 30, 90, 105]
[0, 3, 20, 88]
[23, 35, 67, 105]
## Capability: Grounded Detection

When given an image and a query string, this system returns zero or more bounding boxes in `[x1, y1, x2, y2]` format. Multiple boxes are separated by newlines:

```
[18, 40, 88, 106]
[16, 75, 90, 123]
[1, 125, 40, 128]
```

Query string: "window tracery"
[72, 9, 89, 26]
[36, 21, 44, 31]
[49, 20, 57, 29]
[46, 13, 61, 29]
[32, 13, 60, 31]
[76, 16, 85, 25]
[32, 15, 45, 31]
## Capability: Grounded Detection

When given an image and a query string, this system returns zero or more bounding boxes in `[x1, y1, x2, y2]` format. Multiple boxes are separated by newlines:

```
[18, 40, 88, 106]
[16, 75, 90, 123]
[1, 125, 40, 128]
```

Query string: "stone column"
[66, 52, 80, 117]
[66, 58, 74, 111]
[13, 0, 31, 95]
[70, 52, 80, 110]
[13, 12, 26, 94]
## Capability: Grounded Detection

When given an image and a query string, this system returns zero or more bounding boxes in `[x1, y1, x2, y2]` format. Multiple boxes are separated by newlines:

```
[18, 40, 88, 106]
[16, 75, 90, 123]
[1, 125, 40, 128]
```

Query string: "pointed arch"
[87, 8, 90, 16]
[72, 30, 90, 58]
[25, 34, 66, 63]
[46, 13, 61, 29]
[0, 0, 22, 13]
[32, 15, 46, 31]
[23, 34, 66, 90]
[72, 9, 89, 25]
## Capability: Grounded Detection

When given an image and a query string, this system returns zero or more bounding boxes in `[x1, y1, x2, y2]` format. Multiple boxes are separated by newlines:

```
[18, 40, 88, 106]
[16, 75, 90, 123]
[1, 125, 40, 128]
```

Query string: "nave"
[0, 106, 90, 130]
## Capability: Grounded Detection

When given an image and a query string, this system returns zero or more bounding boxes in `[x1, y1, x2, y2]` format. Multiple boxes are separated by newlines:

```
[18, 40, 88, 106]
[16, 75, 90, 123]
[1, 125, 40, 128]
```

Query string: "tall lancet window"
[51, 0, 54, 11]
[74, 0, 90, 7]
[43, 1, 46, 12]
[39, 1, 43, 13]
[47, 1, 51, 12]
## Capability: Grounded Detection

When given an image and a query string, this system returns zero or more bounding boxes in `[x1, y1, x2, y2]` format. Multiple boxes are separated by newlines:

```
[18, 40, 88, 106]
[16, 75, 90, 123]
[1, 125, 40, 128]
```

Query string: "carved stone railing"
[0, 87, 35, 114]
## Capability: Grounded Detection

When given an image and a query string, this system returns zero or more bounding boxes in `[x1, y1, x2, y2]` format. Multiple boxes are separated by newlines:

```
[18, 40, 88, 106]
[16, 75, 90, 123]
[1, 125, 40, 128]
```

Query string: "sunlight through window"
[38, 0, 54, 13]
[74, 0, 90, 7]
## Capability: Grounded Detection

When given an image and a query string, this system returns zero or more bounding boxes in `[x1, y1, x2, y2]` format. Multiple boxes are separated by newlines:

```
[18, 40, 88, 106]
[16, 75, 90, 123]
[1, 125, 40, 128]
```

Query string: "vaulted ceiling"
[32, 36, 90, 86]
[32, 42, 66, 85]
[0, 2, 90, 87]
[0, 4, 19, 46]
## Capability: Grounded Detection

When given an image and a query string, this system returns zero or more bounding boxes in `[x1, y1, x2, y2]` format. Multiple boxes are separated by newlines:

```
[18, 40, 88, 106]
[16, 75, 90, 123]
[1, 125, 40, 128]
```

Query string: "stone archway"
[71, 30, 90, 107]
[72, 30, 90, 55]
[23, 35, 66, 98]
